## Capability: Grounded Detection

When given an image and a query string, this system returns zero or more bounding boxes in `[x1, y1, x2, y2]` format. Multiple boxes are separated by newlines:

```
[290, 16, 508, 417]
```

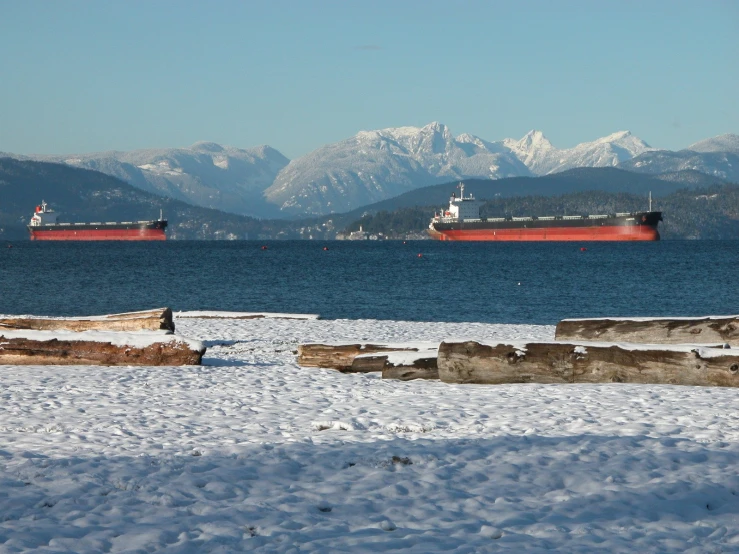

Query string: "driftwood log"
[438, 341, 739, 387]
[555, 316, 739, 345]
[345, 352, 438, 379]
[0, 331, 205, 366]
[297, 343, 438, 378]
[0, 308, 175, 333]
[381, 358, 439, 381]
[298, 343, 418, 372]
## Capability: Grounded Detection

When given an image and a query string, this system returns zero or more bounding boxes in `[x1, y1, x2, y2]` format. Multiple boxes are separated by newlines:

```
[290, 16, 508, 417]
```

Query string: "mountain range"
[3, 124, 738, 218]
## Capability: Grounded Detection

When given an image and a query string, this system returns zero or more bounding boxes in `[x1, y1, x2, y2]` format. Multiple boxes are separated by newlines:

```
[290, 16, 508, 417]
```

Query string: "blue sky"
[1, 0, 737, 158]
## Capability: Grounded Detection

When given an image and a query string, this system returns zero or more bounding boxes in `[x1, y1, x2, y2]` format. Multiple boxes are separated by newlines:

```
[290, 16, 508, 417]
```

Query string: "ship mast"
[649, 191, 652, 212]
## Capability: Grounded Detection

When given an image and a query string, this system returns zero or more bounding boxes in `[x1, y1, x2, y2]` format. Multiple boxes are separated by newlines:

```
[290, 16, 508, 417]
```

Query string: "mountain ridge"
[9, 143, 290, 218]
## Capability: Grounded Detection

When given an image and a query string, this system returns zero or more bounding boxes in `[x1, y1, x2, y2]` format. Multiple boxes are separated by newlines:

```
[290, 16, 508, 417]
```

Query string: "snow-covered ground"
[1, 316, 738, 553]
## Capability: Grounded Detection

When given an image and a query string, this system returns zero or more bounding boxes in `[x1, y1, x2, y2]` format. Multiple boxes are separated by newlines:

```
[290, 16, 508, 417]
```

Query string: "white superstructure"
[433, 183, 484, 223]
[29, 201, 59, 227]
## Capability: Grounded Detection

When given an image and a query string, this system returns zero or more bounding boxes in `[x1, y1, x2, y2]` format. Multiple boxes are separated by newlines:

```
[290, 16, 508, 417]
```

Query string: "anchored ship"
[28, 201, 167, 241]
[427, 184, 662, 241]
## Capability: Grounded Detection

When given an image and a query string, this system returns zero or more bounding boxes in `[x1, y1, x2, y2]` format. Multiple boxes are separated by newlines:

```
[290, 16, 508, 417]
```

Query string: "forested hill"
[345, 186, 739, 240]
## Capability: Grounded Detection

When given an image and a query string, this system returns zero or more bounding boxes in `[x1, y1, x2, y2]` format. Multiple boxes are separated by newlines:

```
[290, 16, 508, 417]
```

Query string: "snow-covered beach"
[1, 315, 738, 552]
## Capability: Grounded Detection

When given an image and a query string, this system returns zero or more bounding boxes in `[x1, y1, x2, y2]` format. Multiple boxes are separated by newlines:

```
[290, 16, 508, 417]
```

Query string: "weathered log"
[345, 352, 439, 379]
[0, 330, 205, 366]
[0, 308, 175, 333]
[438, 340, 739, 387]
[297, 343, 400, 371]
[349, 354, 390, 373]
[297, 342, 438, 374]
[381, 358, 439, 381]
[555, 316, 739, 345]
[439, 342, 573, 385]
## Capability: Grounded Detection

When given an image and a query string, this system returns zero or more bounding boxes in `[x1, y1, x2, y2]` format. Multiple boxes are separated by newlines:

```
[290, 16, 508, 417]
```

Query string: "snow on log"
[350, 350, 439, 379]
[0, 308, 175, 333]
[0, 330, 205, 366]
[555, 315, 739, 345]
[297, 342, 438, 375]
[438, 340, 739, 387]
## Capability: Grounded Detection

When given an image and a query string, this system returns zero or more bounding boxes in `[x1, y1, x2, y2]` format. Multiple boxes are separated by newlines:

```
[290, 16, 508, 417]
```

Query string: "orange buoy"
[580, 247, 587, 251]
[323, 246, 328, 251]
[417, 253, 423, 258]
[261, 245, 268, 250]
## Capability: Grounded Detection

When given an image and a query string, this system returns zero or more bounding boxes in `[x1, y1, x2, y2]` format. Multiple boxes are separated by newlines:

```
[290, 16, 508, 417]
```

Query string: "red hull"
[30, 228, 166, 241]
[430, 225, 660, 241]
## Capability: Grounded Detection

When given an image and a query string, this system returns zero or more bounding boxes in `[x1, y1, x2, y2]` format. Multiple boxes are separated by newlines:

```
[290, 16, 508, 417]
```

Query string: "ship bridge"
[439, 183, 484, 222]
[29, 201, 59, 227]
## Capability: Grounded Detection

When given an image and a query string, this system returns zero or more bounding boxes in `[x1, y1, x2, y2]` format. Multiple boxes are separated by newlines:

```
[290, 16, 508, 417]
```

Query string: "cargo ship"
[427, 184, 662, 241]
[28, 201, 167, 241]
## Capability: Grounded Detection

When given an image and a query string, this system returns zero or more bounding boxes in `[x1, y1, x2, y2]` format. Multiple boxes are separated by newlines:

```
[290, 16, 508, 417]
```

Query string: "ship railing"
[462, 218, 482, 222]
[563, 215, 583, 220]
[588, 214, 609, 219]
[538, 216, 556, 220]
[512, 217, 533, 221]
[74, 223, 86, 226]
[616, 212, 631, 217]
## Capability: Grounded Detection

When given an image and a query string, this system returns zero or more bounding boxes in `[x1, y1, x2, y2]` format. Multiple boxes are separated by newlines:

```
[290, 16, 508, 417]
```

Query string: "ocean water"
[1, 240, 738, 325]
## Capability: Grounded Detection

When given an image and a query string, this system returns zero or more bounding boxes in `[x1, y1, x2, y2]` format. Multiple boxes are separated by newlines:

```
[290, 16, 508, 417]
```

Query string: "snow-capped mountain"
[265, 123, 654, 215]
[264, 123, 528, 215]
[502, 130, 653, 175]
[618, 133, 739, 184]
[22, 143, 290, 218]
[685, 134, 739, 155]
[618, 145, 739, 185]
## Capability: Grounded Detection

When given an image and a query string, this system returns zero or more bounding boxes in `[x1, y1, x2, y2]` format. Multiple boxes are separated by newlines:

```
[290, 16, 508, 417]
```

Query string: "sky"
[1, 0, 737, 159]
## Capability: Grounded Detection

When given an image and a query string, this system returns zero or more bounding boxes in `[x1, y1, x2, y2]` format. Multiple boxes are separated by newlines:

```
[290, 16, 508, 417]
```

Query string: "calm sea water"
[1, 240, 737, 325]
